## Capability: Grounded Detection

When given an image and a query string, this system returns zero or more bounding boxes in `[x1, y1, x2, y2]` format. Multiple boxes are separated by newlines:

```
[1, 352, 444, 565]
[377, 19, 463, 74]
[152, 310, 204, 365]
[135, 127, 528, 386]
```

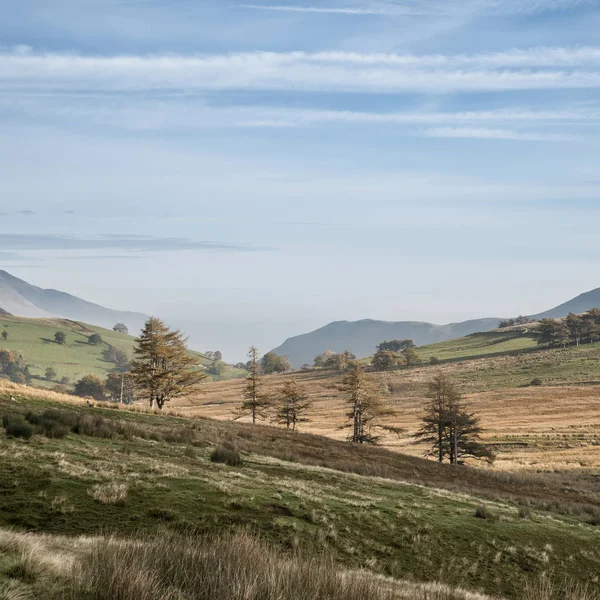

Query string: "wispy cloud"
[239, 0, 596, 17]
[0, 234, 272, 253]
[424, 127, 577, 141]
[238, 4, 401, 15]
[3, 47, 600, 94]
[5, 94, 597, 137]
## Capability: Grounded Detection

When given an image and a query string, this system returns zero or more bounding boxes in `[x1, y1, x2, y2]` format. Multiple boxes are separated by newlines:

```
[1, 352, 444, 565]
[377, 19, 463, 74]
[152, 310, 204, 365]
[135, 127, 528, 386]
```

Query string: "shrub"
[2, 414, 33, 440]
[429, 356, 441, 365]
[530, 377, 543, 387]
[184, 446, 197, 459]
[518, 506, 533, 520]
[147, 508, 177, 521]
[210, 444, 243, 467]
[474, 505, 495, 520]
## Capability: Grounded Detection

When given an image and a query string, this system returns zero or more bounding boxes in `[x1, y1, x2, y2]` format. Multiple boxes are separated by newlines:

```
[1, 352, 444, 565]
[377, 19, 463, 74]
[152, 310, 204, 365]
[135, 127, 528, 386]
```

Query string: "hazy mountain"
[0, 270, 148, 333]
[532, 288, 600, 320]
[271, 317, 503, 368]
[272, 287, 600, 367]
[0, 307, 11, 316]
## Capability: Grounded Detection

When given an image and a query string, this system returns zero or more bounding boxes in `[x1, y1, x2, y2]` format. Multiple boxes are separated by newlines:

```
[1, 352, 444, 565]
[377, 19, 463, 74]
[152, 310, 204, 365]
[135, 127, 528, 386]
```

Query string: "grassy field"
[0, 388, 599, 599]
[176, 333, 600, 472]
[0, 315, 245, 386]
[416, 329, 540, 363]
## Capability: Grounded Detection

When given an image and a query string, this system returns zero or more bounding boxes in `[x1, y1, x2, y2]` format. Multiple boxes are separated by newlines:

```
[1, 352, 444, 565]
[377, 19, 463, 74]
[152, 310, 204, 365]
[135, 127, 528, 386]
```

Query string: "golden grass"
[170, 370, 600, 472]
[87, 482, 128, 505]
[0, 528, 499, 600]
[4, 361, 600, 471]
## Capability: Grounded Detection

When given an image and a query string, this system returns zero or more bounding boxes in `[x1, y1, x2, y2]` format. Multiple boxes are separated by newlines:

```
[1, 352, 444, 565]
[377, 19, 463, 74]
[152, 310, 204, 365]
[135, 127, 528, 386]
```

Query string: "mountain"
[532, 287, 600, 320]
[0, 307, 11, 316]
[272, 317, 503, 367]
[272, 287, 600, 367]
[0, 270, 148, 333]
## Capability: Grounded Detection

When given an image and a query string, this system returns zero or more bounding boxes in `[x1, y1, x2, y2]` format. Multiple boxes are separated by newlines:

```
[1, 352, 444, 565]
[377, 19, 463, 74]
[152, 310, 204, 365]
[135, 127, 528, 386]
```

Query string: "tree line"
[536, 310, 600, 348]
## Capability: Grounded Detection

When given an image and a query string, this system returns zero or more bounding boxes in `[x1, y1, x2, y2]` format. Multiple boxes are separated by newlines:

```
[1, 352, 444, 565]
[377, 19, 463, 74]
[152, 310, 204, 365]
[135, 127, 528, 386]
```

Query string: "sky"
[2, 0, 600, 361]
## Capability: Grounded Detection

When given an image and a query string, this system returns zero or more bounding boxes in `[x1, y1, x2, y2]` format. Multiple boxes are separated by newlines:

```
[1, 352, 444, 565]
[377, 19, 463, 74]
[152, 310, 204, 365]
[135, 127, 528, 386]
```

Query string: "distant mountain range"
[3, 269, 600, 369]
[0, 270, 148, 333]
[272, 287, 600, 367]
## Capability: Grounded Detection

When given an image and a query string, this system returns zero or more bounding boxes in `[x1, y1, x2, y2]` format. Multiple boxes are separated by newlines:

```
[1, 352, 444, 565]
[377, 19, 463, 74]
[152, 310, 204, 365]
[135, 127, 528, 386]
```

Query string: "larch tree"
[274, 378, 311, 431]
[131, 317, 206, 409]
[338, 362, 392, 444]
[238, 346, 270, 424]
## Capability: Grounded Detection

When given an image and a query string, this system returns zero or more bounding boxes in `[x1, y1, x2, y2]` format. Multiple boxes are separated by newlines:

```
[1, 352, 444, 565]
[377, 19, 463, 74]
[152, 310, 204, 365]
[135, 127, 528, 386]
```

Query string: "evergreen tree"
[239, 346, 270, 424]
[274, 379, 311, 431]
[415, 374, 493, 464]
[131, 318, 206, 409]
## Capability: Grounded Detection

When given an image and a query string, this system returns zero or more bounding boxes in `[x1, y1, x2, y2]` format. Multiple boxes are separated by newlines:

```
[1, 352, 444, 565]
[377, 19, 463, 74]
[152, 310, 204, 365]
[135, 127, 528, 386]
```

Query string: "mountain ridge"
[272, 287, 600, 367]
[0, 270, 148, 333]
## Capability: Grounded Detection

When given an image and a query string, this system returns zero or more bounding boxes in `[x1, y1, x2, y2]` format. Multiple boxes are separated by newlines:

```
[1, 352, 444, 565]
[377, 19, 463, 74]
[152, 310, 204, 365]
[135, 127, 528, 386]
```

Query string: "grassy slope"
[416, 329, 539, 363]
[0, 315, 245, 386]
[187, 329, 600, 471]
[0, 391, 599, 598]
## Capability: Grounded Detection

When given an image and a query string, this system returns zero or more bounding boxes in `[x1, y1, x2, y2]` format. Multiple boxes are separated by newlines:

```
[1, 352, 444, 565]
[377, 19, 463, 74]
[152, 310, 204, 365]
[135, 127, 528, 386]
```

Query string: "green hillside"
[0, 315, 245, 387]
[0, 391, 599, 599]
[416, 329, 539, 362]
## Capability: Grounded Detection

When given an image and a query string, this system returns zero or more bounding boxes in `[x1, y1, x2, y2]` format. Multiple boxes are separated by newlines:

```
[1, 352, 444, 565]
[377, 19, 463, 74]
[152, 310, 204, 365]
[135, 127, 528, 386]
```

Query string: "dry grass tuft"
[87, 482, 128, 505]
[0, 580, 33, 600]
[65, 531, 489, 600]
[523, 576, 600, 600]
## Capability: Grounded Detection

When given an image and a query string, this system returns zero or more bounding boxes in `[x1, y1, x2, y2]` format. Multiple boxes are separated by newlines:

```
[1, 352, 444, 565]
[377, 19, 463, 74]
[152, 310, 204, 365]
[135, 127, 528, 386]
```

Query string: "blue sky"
[2, 0, 600, 360]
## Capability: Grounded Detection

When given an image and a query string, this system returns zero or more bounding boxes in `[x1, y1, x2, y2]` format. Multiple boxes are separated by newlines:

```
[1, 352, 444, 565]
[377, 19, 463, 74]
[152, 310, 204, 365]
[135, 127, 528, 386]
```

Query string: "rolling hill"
[272, 287, 600, 367]
[0, 314, 245, 386]
[272, 318, 504, 367]
[0, 270, 148, 333]
[0, 387, 599, 599]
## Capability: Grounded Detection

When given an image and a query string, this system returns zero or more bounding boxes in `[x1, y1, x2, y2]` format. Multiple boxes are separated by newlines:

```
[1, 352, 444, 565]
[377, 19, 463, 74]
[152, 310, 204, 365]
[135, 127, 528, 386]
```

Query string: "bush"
[210, 443, 243, 467]
[429, 356, 441, 365]
[184, 446, 197, 459]
[2, 414, 34, 439]
[474, 505, 495, 520]
[530, 377, 543, 387]
[518, 506, 533, 520]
